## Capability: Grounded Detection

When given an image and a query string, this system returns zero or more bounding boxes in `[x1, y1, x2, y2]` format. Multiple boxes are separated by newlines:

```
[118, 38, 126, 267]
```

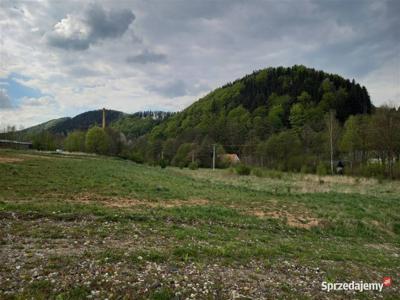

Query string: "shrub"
[159, 159, 167, 169]
[287, 155, 304, 172]
[252, 168, 264, 177]
[360, 163, 385, 178]
[188, 161, 199, 170]
[300, 165, 312, 174]
[264, 170, 283, 179]
[316, 162, 328, 176]
[130, 151, 144, 164]
[118, 146, 131, 160]
[235, 164, 251, 175]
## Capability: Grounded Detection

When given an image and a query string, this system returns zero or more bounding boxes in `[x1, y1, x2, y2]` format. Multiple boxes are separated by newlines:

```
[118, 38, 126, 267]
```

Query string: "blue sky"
[0, 74, 44, 106]
[0, 0, 399, 128]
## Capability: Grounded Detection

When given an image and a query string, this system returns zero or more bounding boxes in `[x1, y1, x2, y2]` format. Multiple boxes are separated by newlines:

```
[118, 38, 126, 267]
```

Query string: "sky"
[0, 0, 399, 129]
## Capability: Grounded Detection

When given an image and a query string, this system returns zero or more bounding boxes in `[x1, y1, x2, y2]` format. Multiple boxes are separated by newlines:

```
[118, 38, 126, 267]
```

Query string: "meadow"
[0, 149, 399, 299]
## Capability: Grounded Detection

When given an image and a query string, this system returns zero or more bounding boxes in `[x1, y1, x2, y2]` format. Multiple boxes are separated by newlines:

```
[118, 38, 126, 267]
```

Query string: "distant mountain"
[15, 109, 174, 140]
[19, 117, 70, 136]
[48, 109, 124, 135]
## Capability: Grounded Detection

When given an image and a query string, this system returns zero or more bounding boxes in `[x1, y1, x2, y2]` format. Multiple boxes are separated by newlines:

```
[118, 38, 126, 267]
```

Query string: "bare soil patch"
[70, 192, 209, 208]
[249, 209, 320, 229]
[0, 156, 24, 163]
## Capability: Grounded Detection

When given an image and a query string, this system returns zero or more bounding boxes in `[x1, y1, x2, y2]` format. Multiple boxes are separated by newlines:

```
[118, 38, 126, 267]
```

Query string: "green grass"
[0, 149, 399, 299]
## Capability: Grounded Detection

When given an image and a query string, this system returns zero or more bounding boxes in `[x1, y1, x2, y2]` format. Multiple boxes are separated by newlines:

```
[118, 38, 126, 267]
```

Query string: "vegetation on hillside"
[111, 111, 175, 139]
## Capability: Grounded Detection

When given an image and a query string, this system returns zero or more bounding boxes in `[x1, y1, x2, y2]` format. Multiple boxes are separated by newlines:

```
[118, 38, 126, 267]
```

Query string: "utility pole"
[329, 110, 334, 175]
[212, 144, 216, 170]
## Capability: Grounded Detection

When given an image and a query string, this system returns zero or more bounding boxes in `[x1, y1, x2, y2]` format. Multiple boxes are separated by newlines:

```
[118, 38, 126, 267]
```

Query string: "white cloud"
[53, 14, 90, 39]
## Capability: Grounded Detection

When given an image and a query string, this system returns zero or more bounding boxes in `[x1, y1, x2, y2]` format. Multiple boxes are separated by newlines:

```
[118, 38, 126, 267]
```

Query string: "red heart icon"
[383, 277, 392, 287]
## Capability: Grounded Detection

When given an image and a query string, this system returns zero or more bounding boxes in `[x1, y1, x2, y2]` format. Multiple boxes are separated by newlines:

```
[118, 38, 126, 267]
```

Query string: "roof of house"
[221, 153, 240, 161]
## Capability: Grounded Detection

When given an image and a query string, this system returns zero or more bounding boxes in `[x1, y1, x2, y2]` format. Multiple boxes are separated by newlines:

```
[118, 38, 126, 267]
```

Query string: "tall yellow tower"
[102, 108, 106, 129]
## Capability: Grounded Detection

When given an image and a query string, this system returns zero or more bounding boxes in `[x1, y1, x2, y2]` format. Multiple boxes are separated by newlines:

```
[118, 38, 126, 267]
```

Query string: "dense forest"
[3, 65, 400, 178]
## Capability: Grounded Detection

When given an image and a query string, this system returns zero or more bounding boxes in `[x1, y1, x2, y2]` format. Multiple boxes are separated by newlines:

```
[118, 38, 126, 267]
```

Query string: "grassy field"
[0, 149, 399, 299]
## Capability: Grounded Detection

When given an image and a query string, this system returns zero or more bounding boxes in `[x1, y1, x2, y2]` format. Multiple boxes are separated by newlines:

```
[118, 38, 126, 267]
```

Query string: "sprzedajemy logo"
[322, 277, 392, 293]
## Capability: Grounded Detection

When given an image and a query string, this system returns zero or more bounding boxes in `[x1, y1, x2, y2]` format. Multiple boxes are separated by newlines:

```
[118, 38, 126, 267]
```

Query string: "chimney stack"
[102, 108, 106, 129]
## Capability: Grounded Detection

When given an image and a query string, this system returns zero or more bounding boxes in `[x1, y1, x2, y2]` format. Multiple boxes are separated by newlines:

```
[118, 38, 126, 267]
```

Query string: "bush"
[159, 159, 167, 169]
[188, 161, 199, 170]
[300, 165, 312, 174]
[264, 170, 283, 179]
[360, 163, 385, 178]
[118, 146, 131, 160]
[316, 162, 328, 176]
[252, 168, 264, 177]
[235, 164, 251, 175]
[286, 155, 304, 172]
[130, 151, 144, 164]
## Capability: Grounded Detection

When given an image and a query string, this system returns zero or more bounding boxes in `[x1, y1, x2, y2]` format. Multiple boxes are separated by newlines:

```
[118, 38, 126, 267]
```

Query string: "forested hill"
[49, 109, 124, 135]
[12, 110, 174, 140]
[149, 65, 372, 145]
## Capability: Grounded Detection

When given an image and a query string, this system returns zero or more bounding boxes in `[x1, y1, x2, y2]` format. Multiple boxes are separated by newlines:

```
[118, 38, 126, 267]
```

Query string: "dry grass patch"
[0, 156, 24, 163]
[249, 209, 321, 229]
[70, 192, 209, 208]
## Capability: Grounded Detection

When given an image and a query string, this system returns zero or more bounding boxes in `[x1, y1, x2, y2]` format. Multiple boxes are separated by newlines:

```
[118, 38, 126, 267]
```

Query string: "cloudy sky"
[0, 0, 399, 128]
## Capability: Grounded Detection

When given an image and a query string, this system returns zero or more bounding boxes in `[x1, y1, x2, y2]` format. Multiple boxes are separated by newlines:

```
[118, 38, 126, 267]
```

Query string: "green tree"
[267, 105, 284, 131]
[85, 126, 111, 155]
[297, 91, 312, 105]
[260, 130, 302, 171]
[369, 106, 400, 177]
[324, 111, 341, 174]
[289, 103, 307, 131]
[340, 116, 362, 166]
[172, 143, 196, 167]
[32, 131, 57, 151]
[64, 131, 86, 152]
[226, 105, 250, 146]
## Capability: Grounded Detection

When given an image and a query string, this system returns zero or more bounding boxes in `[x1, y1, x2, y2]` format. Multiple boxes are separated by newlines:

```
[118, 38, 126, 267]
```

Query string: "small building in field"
[0, 139, 33, 150]
[220, 153, 240, 165]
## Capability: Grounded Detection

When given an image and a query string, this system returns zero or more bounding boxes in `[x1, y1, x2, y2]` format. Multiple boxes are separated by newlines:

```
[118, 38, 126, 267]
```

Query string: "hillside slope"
[17, 110, 174, 139]
[49, 109, 124, 135]
[19, 117, 70, 136]
[150, 65, 372, 145]
[129, 65, 375, 168]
